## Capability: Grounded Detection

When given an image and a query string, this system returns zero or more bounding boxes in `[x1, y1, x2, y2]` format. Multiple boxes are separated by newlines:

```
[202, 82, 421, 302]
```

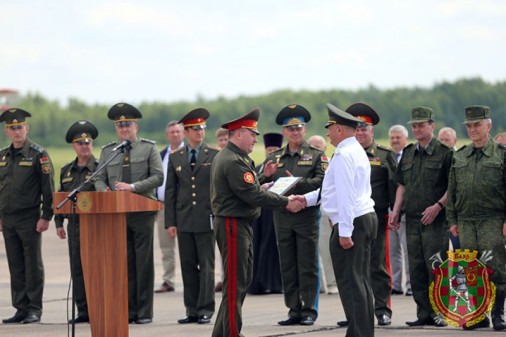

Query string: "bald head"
[308, 135, 326, 151]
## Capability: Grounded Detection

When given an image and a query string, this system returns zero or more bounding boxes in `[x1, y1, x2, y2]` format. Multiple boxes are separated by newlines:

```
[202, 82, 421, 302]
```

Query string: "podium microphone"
[112, 139, 131, 152]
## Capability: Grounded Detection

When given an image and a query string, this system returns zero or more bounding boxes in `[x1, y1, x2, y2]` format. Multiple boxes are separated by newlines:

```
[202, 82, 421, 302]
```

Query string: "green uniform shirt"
[447, 137, 506, 224]
[0, 138, 54, 220]
[395, 137, 453, 218]
[258, 141, 324, 217]
[365, 141, 397, 211]
[54, 155, 99, 228]
[210, 141, 288, 220]
[95, 137, 164, 200]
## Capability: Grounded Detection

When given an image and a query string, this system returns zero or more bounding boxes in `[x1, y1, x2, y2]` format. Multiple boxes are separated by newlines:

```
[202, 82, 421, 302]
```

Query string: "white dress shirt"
[157, 141, 184, 201]
[305, 136, 374, 237]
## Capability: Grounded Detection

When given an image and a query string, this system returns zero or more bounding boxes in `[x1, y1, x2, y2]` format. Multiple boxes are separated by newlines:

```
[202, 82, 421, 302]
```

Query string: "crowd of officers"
[0, 101, 504, 337]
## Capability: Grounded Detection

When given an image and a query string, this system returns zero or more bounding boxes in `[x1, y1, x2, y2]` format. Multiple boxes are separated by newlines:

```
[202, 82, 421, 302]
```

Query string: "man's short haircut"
[495, 132, 506, 141]
[388, 124, 409, 138]
[438, 127, 457, 140]
[215, 127, 229, 138]
[166, 120, 182, 131]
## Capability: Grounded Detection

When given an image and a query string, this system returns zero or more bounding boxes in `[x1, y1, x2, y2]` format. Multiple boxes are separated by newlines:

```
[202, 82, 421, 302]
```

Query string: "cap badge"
[81, 133, 87, 138]
[117, 103, 124, 108]
[120, 115, 126, 120]
[78, 121, 86, 125]
[288, 105, 297, 109]
[9, 109, 16, 113]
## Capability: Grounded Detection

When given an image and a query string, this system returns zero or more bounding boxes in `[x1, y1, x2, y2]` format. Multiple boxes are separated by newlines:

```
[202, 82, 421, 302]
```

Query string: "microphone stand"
[56, 146, 128, 337]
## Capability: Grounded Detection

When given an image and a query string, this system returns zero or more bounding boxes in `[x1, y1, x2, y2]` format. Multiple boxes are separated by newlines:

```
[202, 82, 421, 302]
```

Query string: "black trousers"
[330, 212, 378, 337]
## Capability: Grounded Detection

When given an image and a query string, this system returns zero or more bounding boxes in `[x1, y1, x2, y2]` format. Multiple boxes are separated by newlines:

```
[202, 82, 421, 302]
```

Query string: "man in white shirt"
[301, 103, 377, 337]
[155, 121, 184, 293]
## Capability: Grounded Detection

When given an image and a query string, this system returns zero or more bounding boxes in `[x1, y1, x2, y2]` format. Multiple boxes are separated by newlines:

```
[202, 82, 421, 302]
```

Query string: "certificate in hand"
[267, 177, 302, 196]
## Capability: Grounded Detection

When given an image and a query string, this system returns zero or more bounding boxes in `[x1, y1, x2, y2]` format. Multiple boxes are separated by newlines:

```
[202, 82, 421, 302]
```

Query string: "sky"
[2, 0, 506, 105]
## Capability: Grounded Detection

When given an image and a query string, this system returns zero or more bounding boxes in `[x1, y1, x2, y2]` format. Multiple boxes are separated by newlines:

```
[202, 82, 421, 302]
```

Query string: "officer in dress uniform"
[95, 103, 163, 324]
[259, 104, 325, 326]
[303, 103, 378, 337]
[54, 120, 99, 324]
[210, 108, 301, 337]
[165, 108, 218, 324]
[447, 105, 506, 330]
[0, 108, 54, 324]
[344, 103, 397, 326]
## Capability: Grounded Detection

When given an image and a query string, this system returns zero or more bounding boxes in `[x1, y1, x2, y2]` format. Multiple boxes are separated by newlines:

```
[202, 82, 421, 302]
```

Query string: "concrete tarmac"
[0, 221, 499, 336]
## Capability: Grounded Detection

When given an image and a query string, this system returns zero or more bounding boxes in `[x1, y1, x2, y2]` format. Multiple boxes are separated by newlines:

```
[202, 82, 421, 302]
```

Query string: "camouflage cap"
[463, 105, 490, 124]
[408, 107, 435, 124]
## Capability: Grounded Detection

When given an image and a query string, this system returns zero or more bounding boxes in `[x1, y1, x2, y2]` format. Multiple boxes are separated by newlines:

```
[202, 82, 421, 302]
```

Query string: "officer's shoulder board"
[30, 143, 45, 154]
[102, 141, 116, 149]
[308, 144, 324, 153]
[140, 138, 156, 144]
[377, 144, 393, 152]
[61, 160, 73, 168]
[204, 144, 219, 152]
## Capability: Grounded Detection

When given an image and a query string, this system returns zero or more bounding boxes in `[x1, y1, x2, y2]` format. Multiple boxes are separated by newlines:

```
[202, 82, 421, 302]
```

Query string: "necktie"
[122, 145, 131, 183]
[190, 149, 196, 171]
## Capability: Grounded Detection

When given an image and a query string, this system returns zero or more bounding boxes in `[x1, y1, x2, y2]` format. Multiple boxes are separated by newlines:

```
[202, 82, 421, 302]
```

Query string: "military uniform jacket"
[447, 137, 505, 224]
[164, 143, 218, 232]
[0, 137, 54, 220]
[395, 137, 453, 218]
[95, 137, 164, 200]
[55, 155, 99, 228]
[210, 142, 288, 221]
[365, 141, 397, 211]
[258, 141, 325, 218]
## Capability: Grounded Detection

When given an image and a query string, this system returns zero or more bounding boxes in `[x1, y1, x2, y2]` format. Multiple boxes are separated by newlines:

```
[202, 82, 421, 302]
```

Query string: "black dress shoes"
[2, 313, 27, 324]
[377, 314, 391, 325]
[178, 316, 198, 324]
[136, 318, 152, 324]
[405, 317, 432, 326]
[391, 289, 404, 295]
[68, 316, 89, 324]
[337, 320, 349, 327]
[405, 289, 413, 296]
[22, 315, 40, 324]
[300, 316, 314, 325]
[198, 315, 211, 324]
[278, 317, 301, 325]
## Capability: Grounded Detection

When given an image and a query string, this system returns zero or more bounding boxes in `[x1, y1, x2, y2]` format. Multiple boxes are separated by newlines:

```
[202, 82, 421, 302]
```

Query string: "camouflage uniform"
[395, 137, 452, 321]
[447, 136, 506, 294]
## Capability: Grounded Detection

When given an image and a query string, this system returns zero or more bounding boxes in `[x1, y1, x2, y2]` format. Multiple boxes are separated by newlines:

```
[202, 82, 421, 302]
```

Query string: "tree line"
[2, 77, 505, 148]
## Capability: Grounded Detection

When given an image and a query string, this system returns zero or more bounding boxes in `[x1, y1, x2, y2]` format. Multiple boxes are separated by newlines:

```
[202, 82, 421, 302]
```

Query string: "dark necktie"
[122, 145, 131, 183]
[190, 149, 196, 171]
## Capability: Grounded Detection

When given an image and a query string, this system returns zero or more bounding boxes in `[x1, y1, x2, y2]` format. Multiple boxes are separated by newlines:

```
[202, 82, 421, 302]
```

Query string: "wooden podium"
[53, 191, 163, 337]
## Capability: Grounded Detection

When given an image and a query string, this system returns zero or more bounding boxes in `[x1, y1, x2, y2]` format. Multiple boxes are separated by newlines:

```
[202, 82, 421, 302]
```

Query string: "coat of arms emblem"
[430, 249, 495, 328]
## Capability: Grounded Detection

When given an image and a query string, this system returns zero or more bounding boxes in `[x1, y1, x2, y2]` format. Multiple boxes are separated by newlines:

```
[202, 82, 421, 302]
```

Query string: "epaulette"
[456, 144, 467, 152]
[141, 138, 156, 144]
[30, 143, 44, 153]
[377, 144, 393, 152]
[102, 141, 116, 149]
[205, 144, 219, 151]
[61, 160, 73, 168]
[308, 144, 324, 153]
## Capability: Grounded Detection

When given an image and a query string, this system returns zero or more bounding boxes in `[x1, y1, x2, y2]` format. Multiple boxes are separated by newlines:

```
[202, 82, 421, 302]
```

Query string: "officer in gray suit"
[165, 108, 219, 324]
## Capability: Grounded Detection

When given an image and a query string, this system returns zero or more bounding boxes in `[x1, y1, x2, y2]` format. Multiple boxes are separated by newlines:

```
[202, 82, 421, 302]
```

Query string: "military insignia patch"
[429, 249, 495, 328]
[42, 164, 52, 174]
[40, 157, 50, 164]
[321, 156, 329, 171]
[243, 172, 254, 184]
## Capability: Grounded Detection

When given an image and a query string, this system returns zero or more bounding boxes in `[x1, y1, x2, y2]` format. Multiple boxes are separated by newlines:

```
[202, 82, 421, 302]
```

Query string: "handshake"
[286, 195, 307, 213]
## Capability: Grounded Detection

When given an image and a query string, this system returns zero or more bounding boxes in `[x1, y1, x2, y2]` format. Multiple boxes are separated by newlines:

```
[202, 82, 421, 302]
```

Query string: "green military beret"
[463, 105, 490, 124]
[408, 107, 435, 124]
